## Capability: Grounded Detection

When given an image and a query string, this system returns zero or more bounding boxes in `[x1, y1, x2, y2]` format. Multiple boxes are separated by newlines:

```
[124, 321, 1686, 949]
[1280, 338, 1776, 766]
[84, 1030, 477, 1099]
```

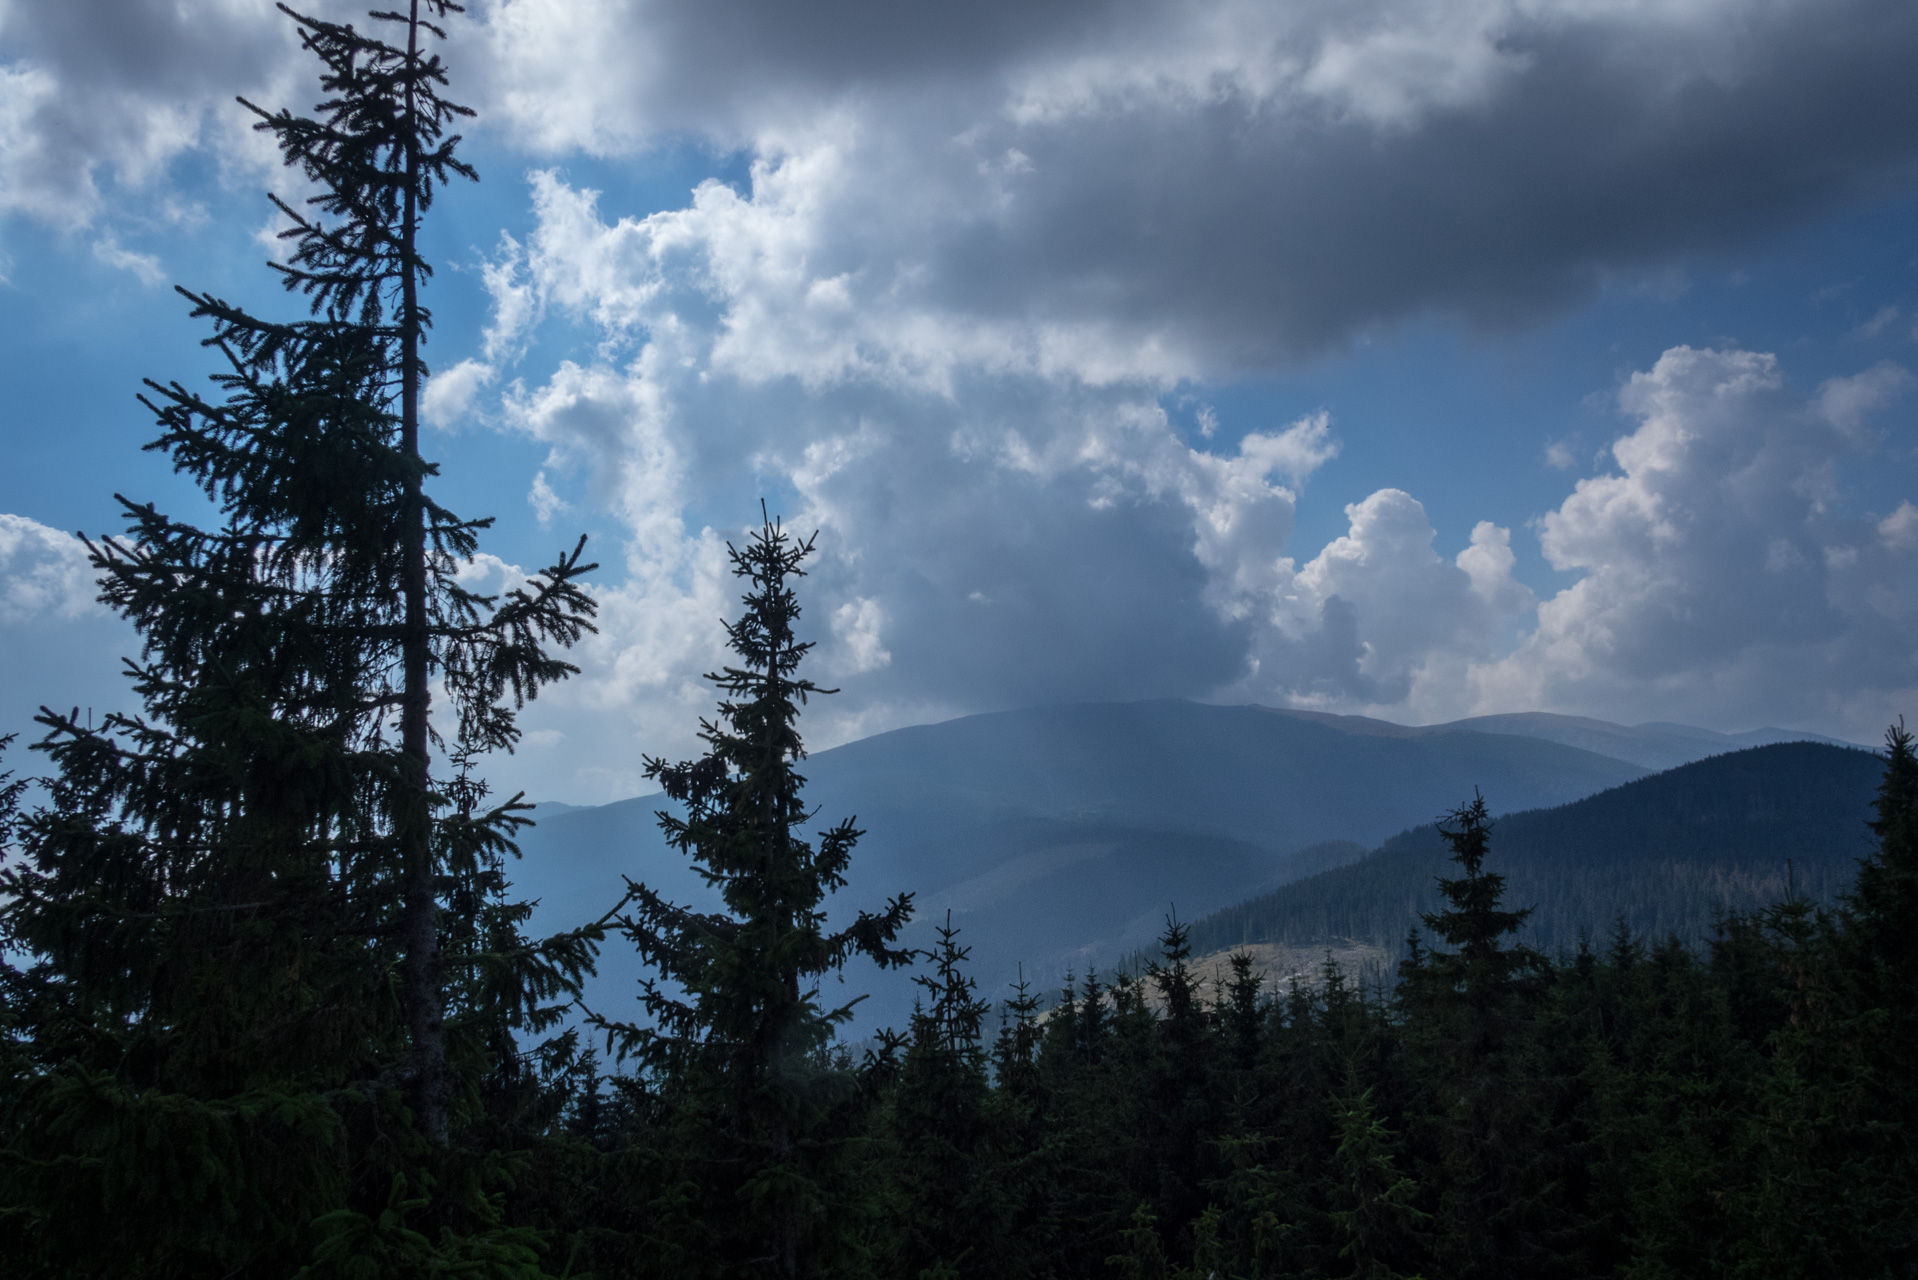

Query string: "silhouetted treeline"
[475, 732, 1914, 1280]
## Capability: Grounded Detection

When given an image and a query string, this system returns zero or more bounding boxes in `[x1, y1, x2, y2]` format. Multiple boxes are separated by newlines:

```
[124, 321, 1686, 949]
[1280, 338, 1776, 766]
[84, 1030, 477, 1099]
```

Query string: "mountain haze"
[1254, 707, 1858, 772]
[1184, 740, 1885, 962]
[510, 699, 1793, 1027]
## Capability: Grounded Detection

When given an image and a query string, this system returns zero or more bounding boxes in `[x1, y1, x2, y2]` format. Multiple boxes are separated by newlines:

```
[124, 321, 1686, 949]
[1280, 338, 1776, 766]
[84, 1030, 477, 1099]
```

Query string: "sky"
[2, 0, 1917, 804]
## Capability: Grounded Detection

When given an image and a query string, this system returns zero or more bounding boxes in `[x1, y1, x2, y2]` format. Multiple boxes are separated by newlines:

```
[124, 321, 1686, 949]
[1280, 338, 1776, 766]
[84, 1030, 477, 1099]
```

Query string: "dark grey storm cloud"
[957, 0, 1918, 363]
[2, 0, 292, 96]
[12, 0, 1918, 351]
[473, 0, 1918, 361]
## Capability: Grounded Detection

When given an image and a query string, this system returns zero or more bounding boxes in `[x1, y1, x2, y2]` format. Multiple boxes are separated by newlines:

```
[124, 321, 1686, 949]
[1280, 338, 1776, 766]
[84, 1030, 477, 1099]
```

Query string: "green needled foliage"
[1851, 720, 1918, 1041]
[1329, 1083, 1430, 1280]
[885, 912, 1000, 1279]
[1398, 795, 1571, 1280]
[591, 508, 915, 1280]
[0, 5, 597, 1276]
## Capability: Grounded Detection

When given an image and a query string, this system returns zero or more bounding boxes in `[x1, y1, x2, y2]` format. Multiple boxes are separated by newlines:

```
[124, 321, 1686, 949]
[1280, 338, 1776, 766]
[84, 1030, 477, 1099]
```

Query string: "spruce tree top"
[595, 509, 915, 1082]
[8, 0, 596, 1147]
[1414, 793, 1545, 1019]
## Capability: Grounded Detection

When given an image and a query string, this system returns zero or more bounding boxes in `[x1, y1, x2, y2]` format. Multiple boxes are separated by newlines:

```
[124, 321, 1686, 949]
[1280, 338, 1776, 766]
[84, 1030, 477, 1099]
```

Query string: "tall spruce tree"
[0, 4, 597, 1274]
[1849, 720, 1918, 1062]
[991, 965, 1045, 1100]
[1845, 720, 1918, 1269]
[1410, 795, 1544, 1050]
[1328, 1082, 1431, 1280]
[1724, 721, 1918, 1277]
[1399, 794, 1562, 1279]
[1142, 913, 1214, 1248]
[594, 509, 915, 1280]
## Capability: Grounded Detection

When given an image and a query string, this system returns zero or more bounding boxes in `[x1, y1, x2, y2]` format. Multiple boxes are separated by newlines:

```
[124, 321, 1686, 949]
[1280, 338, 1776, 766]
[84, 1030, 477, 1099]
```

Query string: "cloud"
[17, 0, 1918, 365]
[463, 0, 1918, 365]
[422, 357, 495, 431]
[1474, 346, 1918, 735]
[0, 0, 308, 230]
[90, 235, 164, 285]
[435, 169, 1341, 797]
[0, 514, 98, 625]
[829, 597, 891, 676]
[1854, 304, 1902, 339]
[0, 514, 131, 750]
[1231, 492, 1534, 714]
[1817, 361, 1912, 441]
[449, 167, 1547, 800]
[527, 472, 568, 527]
[20, 3, 1918, 794]
[448, 144, 1918, 799]
[1880, 501, 1918, 552]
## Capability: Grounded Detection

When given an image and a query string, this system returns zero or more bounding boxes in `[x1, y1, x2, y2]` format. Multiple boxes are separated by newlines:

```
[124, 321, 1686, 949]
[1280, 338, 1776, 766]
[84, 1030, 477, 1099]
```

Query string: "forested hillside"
[1186, 741, 1884, 958]
[511, 700, 1652, 1026]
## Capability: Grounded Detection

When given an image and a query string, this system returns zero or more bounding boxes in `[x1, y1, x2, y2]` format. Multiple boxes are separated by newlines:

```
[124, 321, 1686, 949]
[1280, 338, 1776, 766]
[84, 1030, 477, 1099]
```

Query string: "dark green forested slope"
[513, 702, 1650, 1028]
[1188, 741, 1883, 957]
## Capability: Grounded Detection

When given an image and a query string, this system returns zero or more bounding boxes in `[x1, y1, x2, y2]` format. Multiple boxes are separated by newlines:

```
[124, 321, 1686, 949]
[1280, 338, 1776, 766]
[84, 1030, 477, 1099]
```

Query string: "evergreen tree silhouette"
[1401, 794, 1560, 1279]
[1849, 720, 1918, 1055]
[0, 5, 596, 1273]
[1845, 720, 1918, 1269]
[887, 912, 1001, 1278]
[1727, 720, 1918, 1277]
[592, 508, 914, 1280]
[1328, 1081, 1431, 1280]
[991, 964, 1045, 1100]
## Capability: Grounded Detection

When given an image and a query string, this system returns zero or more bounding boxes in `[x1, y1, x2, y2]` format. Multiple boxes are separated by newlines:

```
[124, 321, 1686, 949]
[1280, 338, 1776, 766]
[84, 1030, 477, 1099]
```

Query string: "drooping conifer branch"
[0, 2, 600, 1265]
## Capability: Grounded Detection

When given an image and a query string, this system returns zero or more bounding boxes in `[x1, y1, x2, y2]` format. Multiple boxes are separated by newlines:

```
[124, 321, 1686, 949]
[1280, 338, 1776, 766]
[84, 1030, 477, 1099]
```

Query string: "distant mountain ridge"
[1249, 706, 1858, 772]
[510, 699, 1850, 1028]
[1183, 740, 1885, 962]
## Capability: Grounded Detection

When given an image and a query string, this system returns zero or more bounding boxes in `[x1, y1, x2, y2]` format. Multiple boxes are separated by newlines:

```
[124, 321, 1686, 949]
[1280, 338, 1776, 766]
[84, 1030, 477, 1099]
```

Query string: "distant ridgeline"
[1185, 741, 1885, 959]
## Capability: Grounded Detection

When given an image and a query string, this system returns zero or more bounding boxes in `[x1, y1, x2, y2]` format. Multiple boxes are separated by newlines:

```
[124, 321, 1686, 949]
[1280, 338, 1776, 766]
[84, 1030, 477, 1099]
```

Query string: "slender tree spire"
[0, 8, 598, 1270]
[594, 507, 914, 1279]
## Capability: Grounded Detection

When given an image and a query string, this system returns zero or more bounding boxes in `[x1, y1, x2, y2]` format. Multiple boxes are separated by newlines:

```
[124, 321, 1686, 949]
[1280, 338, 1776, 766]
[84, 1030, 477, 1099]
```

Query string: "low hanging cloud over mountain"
[448, 171, 1344, 788]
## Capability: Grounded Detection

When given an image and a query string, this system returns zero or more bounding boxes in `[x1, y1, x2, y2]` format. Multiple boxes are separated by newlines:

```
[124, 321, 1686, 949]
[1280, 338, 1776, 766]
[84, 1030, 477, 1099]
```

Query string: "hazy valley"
[513, 700, 1864, 1029]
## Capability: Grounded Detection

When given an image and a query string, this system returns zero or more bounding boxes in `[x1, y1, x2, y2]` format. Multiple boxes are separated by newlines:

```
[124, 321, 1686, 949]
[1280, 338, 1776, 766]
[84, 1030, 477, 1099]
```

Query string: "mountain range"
[1181, 739, 1884, 967]
[509, 700, 1861, 1031]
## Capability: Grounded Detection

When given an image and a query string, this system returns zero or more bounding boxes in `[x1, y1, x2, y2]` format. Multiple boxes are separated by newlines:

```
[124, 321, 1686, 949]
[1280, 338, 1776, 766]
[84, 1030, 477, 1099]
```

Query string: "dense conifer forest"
[2, 7, 1914, 1277]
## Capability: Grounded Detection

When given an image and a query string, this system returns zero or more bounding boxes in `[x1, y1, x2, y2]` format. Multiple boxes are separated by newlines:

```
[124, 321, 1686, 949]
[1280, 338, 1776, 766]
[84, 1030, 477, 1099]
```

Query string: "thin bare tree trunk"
[395, 0, 447, 1146]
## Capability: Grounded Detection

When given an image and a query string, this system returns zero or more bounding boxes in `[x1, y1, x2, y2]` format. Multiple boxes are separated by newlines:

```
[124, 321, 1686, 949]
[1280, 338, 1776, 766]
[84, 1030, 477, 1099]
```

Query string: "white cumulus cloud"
[1232, 491, 1534, 716]
[1473, 345, 1917, 736]
[0, 514, 98, 625]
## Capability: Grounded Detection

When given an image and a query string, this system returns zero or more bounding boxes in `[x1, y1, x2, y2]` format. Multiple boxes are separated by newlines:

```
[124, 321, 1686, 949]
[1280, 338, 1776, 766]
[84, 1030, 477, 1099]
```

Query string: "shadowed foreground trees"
[0, 3, 598, 1274]
[529, 722, 1918, 1280]
[587, 511, 916, 1280]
